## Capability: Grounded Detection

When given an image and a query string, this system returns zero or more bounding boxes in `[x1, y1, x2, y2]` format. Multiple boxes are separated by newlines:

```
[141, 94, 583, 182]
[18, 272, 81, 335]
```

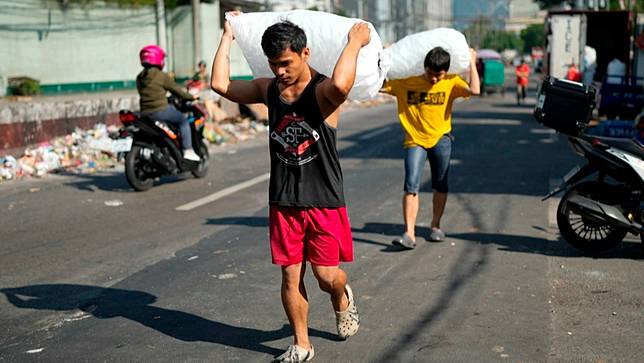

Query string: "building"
[336, 0, 453, 44]
[506, 0, 545, 33]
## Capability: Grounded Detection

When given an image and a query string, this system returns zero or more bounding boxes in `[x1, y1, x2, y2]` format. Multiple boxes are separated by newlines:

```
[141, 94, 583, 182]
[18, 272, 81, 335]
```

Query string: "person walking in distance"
[515, 58, 530, 105]
[211, 15, 370, 362]
[383, 47, 480, 249]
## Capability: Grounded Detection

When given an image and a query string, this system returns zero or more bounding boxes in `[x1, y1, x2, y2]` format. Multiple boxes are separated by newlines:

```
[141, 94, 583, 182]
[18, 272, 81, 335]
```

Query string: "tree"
[520, 23, 545, 53]
[462, 16, 493, 48]
[481, 30, 523, 51]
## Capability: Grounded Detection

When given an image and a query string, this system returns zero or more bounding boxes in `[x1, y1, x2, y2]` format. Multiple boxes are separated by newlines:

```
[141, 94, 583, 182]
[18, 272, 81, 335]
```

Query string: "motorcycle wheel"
[556, 181, 628, 254]
[125, 144, 155, 191]
[191, 143, 209, 178]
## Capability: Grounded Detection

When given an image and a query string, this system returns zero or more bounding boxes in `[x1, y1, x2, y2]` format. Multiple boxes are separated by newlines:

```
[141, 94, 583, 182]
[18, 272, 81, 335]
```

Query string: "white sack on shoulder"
[227, 10, 387, 100]
[382, 28, 471, 80]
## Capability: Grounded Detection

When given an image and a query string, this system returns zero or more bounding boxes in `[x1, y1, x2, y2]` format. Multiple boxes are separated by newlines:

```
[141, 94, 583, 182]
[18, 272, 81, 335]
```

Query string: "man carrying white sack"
[383, 47, 480, 249]
[211, 14, 370, 363]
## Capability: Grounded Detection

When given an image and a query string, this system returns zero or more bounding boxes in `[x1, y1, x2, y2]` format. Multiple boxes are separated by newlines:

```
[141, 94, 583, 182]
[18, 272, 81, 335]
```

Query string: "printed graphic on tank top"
[270, 111, 321, 165]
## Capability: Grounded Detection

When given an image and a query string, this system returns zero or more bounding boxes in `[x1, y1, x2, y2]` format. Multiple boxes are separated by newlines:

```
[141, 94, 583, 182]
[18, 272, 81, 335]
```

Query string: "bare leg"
[431, 190, 447, 229]
[281, 263, 312, 350]
[311, 265, 348, 312]
[403, 192, 419, 240]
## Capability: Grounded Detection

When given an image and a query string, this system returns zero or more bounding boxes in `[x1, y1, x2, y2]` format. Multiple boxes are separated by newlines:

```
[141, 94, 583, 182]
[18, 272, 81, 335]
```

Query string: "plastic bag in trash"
[382, 28, 471, 80]
[227, 10, 387, 100]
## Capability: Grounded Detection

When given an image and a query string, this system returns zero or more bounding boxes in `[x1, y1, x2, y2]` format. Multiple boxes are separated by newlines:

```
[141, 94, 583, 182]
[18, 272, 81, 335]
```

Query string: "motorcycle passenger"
[136, 45, 201, 161]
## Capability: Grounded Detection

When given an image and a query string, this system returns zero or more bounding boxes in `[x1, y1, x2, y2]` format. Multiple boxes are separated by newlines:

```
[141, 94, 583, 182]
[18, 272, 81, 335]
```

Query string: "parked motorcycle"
[535, 76, 644, 254]
[116, 97, 209, 191]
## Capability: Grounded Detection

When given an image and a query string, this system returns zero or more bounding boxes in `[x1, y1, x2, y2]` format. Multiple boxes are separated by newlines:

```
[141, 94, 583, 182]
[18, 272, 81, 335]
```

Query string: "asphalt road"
[1, 88, 643, 363]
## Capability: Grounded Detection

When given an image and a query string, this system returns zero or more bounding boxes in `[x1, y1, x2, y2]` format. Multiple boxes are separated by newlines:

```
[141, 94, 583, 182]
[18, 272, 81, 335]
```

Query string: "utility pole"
[192, 0, 202, 68]
[155, 0, 167, 51]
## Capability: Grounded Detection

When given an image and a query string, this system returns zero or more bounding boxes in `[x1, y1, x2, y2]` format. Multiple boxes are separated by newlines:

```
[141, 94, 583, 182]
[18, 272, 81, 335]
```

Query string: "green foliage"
[481, 30, 523, 51]
[462, 16, 493, 48]
[9, 78, 41, 96]
[520, 23, 545, 53]
[464, 17, 523, 51]
[333, 7, 349, 17]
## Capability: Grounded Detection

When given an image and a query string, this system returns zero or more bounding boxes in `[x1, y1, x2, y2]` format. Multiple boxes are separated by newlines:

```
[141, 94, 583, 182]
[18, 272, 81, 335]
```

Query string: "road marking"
[358, 127, 393, 141]
[176, 172, 270, 211]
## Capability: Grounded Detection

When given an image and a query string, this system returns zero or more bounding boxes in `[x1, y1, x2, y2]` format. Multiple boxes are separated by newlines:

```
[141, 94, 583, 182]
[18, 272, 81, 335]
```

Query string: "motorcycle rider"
[136, 45, 201, 161]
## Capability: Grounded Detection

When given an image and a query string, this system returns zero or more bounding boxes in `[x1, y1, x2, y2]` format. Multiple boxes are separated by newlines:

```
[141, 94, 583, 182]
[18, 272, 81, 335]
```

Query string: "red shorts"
[269, 206, 354, 266]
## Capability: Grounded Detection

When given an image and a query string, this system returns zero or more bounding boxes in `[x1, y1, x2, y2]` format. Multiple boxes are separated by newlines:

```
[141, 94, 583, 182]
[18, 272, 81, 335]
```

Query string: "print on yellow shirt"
[384, 75, 470, 149]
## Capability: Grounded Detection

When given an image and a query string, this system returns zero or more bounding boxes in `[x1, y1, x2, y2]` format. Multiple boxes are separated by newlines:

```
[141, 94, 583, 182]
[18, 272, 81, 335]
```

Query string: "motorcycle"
[115, 97, 209, 191]
[536, 76, 644, 254]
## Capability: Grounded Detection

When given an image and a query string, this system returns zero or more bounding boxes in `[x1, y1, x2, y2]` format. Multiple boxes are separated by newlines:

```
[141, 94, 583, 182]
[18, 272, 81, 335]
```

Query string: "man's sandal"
[335, 284, 360, 339]
[272, 344, 314, 363]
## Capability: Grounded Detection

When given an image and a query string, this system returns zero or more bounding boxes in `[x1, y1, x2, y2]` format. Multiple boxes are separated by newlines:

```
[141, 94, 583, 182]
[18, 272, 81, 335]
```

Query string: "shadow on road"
[205, 216, 418, 252]
[58, 170, 190, 192]
[451, 232, 643, 260]
[0, 284, 338, 356]
[205, 216, 268, 228]
[56, 170, 133, 192]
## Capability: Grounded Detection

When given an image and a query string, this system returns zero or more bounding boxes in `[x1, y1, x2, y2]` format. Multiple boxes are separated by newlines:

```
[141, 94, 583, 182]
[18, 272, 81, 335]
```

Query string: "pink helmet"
[139, 45, 166, 68]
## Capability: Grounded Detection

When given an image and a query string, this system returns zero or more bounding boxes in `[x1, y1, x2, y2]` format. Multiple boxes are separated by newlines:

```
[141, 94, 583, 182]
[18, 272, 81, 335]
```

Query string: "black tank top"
[267, 72, 345, 208]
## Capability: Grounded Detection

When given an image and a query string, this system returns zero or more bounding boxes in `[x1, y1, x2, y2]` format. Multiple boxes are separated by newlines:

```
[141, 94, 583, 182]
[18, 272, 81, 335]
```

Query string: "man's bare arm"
[319, 22, 371, 107]
[468, 48, 481, 95]
[210, 14, 266, 104]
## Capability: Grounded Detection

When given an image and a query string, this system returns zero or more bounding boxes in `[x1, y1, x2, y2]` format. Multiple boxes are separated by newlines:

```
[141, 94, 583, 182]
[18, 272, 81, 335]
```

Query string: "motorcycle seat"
[140, 116, 183, 136]
[592, 135, 644, 159]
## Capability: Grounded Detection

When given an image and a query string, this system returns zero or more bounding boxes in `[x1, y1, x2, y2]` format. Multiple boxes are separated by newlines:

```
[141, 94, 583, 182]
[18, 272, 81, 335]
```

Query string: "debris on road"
[214, 273, 237, 280]
[104, 200, 123, 207]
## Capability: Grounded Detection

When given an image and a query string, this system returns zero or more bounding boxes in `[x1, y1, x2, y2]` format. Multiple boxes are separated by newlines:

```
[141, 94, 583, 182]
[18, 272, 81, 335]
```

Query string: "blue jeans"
[404, 135, 452, 194]
[146, 105, 192, 150]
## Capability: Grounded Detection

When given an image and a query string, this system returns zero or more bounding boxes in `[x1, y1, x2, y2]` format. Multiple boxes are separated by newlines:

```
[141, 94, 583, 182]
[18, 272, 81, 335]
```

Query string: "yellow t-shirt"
[383, 75, 470, 148]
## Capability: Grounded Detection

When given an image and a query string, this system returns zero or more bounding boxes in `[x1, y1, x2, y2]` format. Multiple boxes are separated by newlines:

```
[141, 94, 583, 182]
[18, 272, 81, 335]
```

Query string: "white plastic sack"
[227, 10, 387, 100]
[382, 28, 471, 80]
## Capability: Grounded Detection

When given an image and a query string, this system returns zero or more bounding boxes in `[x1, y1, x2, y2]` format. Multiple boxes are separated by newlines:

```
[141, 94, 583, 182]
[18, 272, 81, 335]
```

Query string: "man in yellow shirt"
[383, 47, 480, 248]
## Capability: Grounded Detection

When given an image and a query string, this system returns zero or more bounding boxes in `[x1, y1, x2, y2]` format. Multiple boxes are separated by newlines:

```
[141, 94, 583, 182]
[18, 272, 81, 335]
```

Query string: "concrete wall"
[0, 93, 138, 156]
[0, 0, 156, 85]
[0, 0, 252, 89]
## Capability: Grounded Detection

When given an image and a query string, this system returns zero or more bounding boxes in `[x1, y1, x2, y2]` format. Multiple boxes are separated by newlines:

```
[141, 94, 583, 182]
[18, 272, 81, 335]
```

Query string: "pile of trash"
[0, 124, 121, 181]
[0, 118, 268, 183]
[203, 118, 267, 145]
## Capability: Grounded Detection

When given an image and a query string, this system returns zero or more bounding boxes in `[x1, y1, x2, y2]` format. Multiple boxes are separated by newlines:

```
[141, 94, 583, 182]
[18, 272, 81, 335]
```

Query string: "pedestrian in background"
[211, 15, 369, 363]
[515, 59, 530, 105]
[188, 60, 223, 123]
[382, 47, 480, 249]
[566, 62, 582, 82]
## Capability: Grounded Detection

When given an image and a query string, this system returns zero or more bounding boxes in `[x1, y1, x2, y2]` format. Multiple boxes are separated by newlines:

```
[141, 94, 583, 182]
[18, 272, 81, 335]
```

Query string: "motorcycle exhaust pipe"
[150, 148, 177, 174]
[566, 195, 644, 234]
